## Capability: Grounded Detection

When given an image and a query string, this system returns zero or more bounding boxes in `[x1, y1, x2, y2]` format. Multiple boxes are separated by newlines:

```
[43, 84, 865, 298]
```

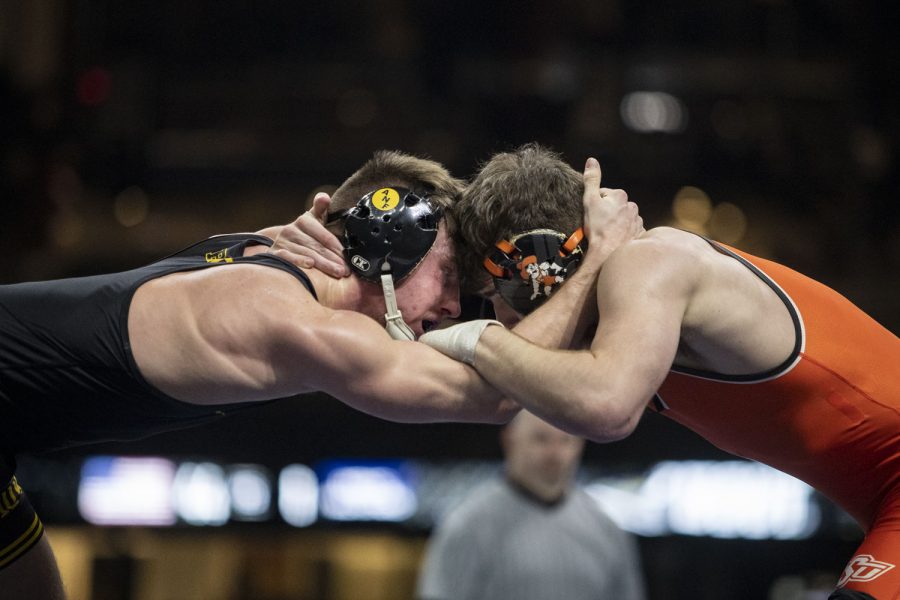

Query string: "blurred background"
[1, 0, 898, 598]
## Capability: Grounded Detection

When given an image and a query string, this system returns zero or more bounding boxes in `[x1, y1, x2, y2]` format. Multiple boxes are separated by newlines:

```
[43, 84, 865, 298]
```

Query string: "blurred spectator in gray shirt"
[417, 410, 646, 600]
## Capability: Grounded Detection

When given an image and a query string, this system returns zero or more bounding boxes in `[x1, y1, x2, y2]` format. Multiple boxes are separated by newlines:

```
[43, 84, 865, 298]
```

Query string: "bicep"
[590, 247, 692, 407]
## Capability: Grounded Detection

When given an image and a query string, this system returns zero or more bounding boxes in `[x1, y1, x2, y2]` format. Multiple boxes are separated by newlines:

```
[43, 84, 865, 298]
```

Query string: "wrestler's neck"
[302, 269, 376, 313]
[241, 245, 359, 309]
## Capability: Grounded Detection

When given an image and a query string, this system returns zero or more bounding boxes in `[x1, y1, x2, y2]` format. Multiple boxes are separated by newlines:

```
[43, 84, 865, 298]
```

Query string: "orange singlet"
[654, 241, 900, 598]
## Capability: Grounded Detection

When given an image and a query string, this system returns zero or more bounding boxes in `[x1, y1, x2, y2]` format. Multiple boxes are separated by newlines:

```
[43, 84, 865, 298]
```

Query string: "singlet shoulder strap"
[668, 233, 803, 383]
[151, 234, 317, 300]
[158, 233, 274, 262]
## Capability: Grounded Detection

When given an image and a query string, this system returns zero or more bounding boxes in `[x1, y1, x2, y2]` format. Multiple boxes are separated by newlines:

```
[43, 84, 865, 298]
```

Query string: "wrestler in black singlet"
[0, 234, 316, 567]
[0, 233, 316, 457]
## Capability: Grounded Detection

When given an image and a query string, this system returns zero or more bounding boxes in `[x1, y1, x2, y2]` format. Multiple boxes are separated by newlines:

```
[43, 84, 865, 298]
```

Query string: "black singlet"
[0, 233, 317, 456]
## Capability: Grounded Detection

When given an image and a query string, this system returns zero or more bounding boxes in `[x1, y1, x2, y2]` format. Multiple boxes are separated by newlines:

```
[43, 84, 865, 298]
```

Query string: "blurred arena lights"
[173, 462, 230, 526]
[672, 186, 713, 232]
[74, 456, 828, 539]
[318, 460, 417, 522]
[671, 186, 748, 244]
[585, 460, 820, 540]
[77, 456, 176, 526]
[113, 186, 150, 228]
[708, 201, 748, 244]
[620, 91, 688, 134]
[75, 66, 112, 107]
[228, 465, 272, 521]
[278, 464, 319, 527]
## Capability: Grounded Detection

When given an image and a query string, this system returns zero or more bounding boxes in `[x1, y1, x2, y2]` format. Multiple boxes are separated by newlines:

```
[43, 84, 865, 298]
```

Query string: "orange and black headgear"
[484, 228, 586, 315]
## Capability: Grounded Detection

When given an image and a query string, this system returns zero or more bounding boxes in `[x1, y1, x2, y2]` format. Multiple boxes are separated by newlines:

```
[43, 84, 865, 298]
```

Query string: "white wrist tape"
[419, 319, 504, 365]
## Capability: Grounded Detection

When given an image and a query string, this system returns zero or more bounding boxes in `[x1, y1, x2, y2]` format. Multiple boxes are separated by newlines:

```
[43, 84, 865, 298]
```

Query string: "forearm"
[387, 343, 518, 423]
[327, 333, 518, 425]
[473, 326, 635, 441]
[276, 301, 517, 425]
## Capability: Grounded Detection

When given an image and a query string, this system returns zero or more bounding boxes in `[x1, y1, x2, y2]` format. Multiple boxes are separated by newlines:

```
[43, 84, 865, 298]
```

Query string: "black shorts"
[0, 453, 44, 569]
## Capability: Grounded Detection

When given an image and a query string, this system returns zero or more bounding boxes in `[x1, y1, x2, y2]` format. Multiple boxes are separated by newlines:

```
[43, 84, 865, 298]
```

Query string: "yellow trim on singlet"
[0, 478, 23, 518]
[0, 514, 43, 568]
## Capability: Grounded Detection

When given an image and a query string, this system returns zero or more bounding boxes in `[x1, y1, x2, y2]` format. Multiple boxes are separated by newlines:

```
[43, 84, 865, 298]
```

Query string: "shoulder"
[598, 227, 709, 294]
[136, 261, 327, 341]
[166, 261, 316, 301]
[608, 227, 711, 266]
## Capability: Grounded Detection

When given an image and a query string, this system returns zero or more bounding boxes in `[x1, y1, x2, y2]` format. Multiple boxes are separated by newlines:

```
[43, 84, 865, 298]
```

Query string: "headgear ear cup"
[340, 187, 442, 282]
[485, 228, 586, 315]
[330, 187, 444, 340]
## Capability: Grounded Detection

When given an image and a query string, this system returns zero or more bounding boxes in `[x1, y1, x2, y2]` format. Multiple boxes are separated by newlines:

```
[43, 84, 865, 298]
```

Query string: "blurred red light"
[76, 67, 112, 107]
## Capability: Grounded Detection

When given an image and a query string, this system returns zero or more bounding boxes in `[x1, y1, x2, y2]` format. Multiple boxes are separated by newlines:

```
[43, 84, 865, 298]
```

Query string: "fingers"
[583, 157, 602, 194]
[271, 242, 347, 278]
[291, 211, 345, 258]
[598, 188, 628, 205]
[627, 202, 644, 236]
[270, 247, 315, 269]
[582, 157, 603, 212]
[310, 192, 332, 222]
[272, 200, 350, 276]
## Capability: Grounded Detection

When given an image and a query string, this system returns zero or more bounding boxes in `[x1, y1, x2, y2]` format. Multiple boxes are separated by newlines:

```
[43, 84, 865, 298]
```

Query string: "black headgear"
[330, 187, 443, 282]
[484, 228, 586, 315]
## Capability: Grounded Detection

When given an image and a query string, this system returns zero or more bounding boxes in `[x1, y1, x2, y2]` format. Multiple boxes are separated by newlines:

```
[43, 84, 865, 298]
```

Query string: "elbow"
[570, 390, 642, 443]
[586, 418, 639, 443]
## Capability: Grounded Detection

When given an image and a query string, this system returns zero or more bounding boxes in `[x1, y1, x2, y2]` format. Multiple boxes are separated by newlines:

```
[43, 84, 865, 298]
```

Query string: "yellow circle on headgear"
[371, 188, 401, 211]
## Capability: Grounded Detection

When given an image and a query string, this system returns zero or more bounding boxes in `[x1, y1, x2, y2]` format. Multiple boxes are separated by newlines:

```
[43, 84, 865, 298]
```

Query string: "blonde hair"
[328, 150, 466, 237]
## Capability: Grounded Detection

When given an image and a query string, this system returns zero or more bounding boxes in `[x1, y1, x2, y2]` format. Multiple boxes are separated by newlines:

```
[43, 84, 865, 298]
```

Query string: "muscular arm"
[510, 250, 602, 349]
[471, 238, 694, 441]
[131, 264, 516, 424]
[279, 300, 517, 424]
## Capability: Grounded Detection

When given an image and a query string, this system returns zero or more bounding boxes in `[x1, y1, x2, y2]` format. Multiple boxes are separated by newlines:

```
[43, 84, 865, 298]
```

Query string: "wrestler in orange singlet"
[421, 145, 900, 600]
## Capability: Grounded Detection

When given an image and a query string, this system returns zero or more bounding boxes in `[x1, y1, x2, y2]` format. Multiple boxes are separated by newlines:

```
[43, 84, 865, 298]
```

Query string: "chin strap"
[380, 262, 417, 341]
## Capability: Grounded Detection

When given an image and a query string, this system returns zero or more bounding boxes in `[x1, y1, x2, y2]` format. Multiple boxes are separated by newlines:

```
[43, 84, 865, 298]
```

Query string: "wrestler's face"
[503, 411, 584, 497]
[392, 226, 461, 337]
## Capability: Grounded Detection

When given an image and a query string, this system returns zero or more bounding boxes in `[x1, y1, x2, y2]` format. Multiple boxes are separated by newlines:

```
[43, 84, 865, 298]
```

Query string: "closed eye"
[442, 265, 459, 287]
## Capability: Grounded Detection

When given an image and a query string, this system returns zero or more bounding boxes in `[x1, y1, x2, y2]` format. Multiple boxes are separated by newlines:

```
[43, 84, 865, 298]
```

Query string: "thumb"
[583, 157, 602, 191]
[311, 192, 332, 222]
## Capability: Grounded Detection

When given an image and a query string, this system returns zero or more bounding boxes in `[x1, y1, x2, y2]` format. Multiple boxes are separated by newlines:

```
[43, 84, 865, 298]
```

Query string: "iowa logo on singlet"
[0, 477, 24, 518]
[205, 248, 233, 264]
[837, 554, 896, 587]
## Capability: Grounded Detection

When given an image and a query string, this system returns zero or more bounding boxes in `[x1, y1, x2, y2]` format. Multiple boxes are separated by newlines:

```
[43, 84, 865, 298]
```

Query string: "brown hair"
[456, 143, 583, 291]
[327, 150, 465, 237]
